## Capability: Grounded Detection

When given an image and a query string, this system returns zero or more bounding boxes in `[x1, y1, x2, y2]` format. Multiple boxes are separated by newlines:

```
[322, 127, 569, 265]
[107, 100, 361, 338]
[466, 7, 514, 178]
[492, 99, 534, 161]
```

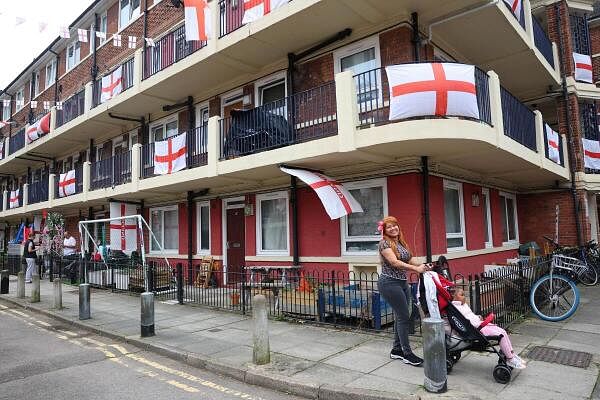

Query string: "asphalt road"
[0, 303, 304, 400]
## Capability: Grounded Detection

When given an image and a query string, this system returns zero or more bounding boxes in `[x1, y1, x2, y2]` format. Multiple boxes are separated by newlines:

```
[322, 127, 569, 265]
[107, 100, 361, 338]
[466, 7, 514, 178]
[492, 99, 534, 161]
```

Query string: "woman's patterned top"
[378, 239, 410, 280]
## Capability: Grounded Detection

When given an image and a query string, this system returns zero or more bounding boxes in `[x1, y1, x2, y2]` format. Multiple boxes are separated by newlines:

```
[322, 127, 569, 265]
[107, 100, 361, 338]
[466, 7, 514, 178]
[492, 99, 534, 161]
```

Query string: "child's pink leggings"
[480, 324, 514, 359]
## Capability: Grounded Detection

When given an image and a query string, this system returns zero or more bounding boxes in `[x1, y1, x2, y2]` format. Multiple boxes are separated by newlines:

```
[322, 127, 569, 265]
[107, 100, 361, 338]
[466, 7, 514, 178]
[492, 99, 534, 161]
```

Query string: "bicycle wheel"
[578, 264, 598, 286]
[530, 275, 580, 321]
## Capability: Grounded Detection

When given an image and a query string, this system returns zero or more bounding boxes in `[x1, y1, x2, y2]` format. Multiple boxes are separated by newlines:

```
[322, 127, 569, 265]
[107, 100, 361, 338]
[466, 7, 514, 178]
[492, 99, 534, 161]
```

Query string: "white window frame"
[99, 11, 108, 44]
[254, 71, 287, 106]
[499, 191, 519, 245]
[66, 40, 81, 72]
[220, 88, 244, 116]
[118, 0, 141, 30]
[15, 87, 25, 112]
[196, 201, 211, 255]
[2, 102, 10, 121]
[482, 188, 493, 248]
[444, 180, 466, 252]
[256, 191, 290, 256]
[149, 115, 178, 143]
[45, 60, 57, 89]
[33, 71, 40, 98]
[195, 103, 209, 126]
[341, 178, 388, 256]
[149, 205, 179, 253]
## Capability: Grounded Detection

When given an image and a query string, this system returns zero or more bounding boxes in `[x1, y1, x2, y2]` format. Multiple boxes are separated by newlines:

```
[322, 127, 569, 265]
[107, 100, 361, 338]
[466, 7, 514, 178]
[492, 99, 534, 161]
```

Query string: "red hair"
[381, 216, 410, 258]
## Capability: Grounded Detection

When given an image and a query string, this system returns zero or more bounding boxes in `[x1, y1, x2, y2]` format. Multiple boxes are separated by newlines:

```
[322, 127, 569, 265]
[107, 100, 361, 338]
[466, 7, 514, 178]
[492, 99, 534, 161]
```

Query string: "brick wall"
[591, 23, 600, 82]
[557, 94, 585, 172]
[546, 1, 574, 77]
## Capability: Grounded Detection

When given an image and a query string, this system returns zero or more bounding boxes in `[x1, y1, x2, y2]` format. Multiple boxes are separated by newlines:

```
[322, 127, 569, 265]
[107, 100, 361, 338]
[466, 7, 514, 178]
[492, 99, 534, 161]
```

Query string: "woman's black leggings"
[378, 275, 412, 353]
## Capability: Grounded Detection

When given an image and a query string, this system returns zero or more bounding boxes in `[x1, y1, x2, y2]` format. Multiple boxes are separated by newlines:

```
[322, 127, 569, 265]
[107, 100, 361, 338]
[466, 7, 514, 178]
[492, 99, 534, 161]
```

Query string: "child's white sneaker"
[507, 355, 526, 369]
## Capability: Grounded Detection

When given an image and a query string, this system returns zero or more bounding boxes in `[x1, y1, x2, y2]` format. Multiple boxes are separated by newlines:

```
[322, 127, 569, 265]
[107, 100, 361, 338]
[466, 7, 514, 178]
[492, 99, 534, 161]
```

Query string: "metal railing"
[218, 0, 245, 38]
[220, 81, 337, 159]
[532, 16, 555, 68]
[8, 129, 25, 155]
[56, 89, 85, 128]
[354, 66, 492, 127]
[90, 152, 132, 190]
[28, 175, 49, 204]
[143, 24, 207, 80]
[93, 57, 135, 107]
[500, 86, 536, 150]
[54, 165, 84, 199]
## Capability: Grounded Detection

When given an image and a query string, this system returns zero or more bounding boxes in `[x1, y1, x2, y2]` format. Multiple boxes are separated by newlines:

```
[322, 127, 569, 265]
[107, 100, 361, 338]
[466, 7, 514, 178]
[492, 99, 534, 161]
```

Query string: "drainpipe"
[187, 96, 195, 167]
[187, 190, 193, 282]
[556, 3, 583, 246]
[428, 0, 499, 42]
[422, 157, 432, 263]
[91, 13, 99, 107]
[9, 94, 13, 136]
[29, 72, 35, 124]
[411, 12, 420, 62]
[291, 176, 299, 266]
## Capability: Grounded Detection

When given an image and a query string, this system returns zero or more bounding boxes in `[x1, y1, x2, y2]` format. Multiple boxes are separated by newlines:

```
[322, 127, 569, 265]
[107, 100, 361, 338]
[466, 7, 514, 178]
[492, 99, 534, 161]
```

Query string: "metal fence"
[8, 129, 25, 155]
[28, 175, 49, 204]
[93, 57, 135, 107]
[90, 152, 132, 190]
[56, 89, 85, 128]
[54, 165, 84, 199]
[500, 86, 537, 151]
[532, 16, 555, 68]
[218, 0, 245, 38]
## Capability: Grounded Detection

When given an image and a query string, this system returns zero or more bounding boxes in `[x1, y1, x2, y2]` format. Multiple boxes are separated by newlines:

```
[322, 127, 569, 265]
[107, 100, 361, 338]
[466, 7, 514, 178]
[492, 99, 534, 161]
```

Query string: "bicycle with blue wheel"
[530, 254, 581, 321]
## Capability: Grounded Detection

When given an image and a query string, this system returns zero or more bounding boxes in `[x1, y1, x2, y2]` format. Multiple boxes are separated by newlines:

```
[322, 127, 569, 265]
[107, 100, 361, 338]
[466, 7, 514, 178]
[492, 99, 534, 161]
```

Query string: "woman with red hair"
[378, 216, 429, 366]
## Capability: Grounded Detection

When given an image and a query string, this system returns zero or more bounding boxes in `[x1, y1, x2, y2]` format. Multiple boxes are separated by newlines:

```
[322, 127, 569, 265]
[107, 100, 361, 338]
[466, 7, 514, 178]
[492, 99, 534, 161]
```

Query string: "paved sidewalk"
[1, 278, 599, 400]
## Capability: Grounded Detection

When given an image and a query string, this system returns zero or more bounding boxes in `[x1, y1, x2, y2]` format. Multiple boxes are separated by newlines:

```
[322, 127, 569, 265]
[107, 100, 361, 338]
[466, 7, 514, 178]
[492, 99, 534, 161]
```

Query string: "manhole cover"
[208, 328, 222, 333]
[527, 346, 592, 368]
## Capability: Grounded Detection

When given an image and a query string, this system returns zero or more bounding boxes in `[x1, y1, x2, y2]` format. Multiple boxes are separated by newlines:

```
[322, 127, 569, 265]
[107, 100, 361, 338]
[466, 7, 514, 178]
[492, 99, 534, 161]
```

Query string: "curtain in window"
[151, 210, 162, 251]
[444, 188, 461, 234]
[261, 198, 286, 251]
[347, 187, 382, 237]
[200, 205, 210, 250]
[164, 209, 179, 250]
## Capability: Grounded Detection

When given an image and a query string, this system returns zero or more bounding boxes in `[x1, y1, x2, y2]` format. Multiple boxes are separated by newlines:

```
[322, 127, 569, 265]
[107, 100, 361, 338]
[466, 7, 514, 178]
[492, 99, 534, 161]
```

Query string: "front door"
[226, 207, 245, 283]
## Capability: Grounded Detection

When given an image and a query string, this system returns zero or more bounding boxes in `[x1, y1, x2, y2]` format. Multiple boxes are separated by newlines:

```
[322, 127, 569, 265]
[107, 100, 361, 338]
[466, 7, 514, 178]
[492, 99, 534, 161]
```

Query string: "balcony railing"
[28, 175, 49, 204]
[218, 0, 245, 38]
[93, 57, 135, 107]
[500, 86, 536, 151]
[56, 89, 85, 128]
[354, 66, 492, 127]
[8, 129, 25, 155]
[502, 0, 525, 29]
[54, 165, 84, 199]
[90, 152, 132, 190]
[219, 81, 338, 159]
[143, 25, 207, 80]
[532, 17, 555, 68]
[140, 124, 208, 179]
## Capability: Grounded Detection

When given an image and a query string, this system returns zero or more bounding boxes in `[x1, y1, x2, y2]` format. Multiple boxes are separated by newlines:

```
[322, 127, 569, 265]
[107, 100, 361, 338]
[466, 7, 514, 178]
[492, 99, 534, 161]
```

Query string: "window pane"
[200, 205, 210, 250]
[120, 0, 130, 26]
[500, 196, 508, 242]
[152, 126, 164, 141]
[345, 241, 378, 252]
[444, 187, 461, 234]
[341, 48, 376, 75]
[447, 237, 464, 248]
[166, 121, 178, 137]
[151, 210, 163, 251]
[347, 186, 383, 237]
[482, 193, 490, 243]
[164, 209, 179, 250]
[261, 81, 286, 104]
[261, 198, 287, 251]
[507, 198, 516, 241]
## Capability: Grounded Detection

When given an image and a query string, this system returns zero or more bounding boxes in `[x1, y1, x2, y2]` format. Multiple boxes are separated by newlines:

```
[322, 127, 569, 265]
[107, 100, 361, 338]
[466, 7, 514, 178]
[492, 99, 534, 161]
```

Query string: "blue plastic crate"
[350, 298, 366, 308]
[328, 295, 345, 306]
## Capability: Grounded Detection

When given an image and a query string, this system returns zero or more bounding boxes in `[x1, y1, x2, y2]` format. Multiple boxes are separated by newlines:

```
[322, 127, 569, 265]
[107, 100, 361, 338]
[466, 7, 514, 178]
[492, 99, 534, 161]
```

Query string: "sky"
[0, 0, 94, 89]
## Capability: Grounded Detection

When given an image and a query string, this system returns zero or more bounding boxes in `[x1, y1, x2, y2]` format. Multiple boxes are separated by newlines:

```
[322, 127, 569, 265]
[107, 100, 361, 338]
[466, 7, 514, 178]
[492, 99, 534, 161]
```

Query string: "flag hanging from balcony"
[33, 215, 44, 235]
[154, 132, 187, 175]
[58, 169, 76, 197]
[109, 202, 138, 252]
[583, 138, 600, 169]
[242, 0, 288, 24]
[26, 113, 51, 144]
[573, 52, 593, 83]
[100, 66, 123, 103]
[386, 63, 480, 121]
[502, 0, 522, 23]
[545, 124, 560, 164]
[184, 0, 212, 41]
[0, 121, 11, 129]
[279, 166, 363, 220]
[9, 189, 19, 209]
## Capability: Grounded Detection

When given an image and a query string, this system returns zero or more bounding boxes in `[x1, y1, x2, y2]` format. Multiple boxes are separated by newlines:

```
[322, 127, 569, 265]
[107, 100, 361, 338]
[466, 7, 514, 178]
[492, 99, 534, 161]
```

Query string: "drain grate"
[527, 346, 592, 368]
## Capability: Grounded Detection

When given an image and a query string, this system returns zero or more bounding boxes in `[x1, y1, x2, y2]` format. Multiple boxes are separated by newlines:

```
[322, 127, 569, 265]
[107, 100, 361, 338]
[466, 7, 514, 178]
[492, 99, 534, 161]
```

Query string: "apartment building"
[0, 0, 594, 278]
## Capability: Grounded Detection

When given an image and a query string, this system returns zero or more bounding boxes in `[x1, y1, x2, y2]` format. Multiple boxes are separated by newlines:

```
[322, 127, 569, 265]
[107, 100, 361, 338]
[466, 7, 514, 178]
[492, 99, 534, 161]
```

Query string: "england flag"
[242, 0, 288, 24]
[154, 132, 187, 175]
[573, 52, 593, 83]
[583, 138, 600, 170]
[184, 0, 212, 41]
[545, 124, 560, 164]
[100, 66, 123, 103]
[109, 202, 138, 252]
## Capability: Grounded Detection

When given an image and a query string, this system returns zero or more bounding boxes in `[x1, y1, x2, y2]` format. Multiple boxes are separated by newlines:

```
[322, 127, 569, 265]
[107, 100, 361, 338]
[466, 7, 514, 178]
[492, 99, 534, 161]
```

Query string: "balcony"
[8, 129, 24, 155]
[54, 166, 84, 199]
[90, 152, 132, 190]
[532, 16, 554, 69]
[28, 176, 49, 205]
[93, 57, 135, 108]
[56, 89, 85, 129]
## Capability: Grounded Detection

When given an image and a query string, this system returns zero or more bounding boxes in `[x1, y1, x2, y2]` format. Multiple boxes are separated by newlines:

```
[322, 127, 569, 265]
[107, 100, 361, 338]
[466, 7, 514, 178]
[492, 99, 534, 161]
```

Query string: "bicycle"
[542, 236, 598, 286]
[530, 254, 580, 321]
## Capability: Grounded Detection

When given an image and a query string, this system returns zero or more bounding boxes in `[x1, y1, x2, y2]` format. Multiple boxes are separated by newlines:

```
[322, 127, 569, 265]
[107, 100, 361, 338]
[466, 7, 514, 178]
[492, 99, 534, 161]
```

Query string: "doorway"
[223, 197, 245, 284]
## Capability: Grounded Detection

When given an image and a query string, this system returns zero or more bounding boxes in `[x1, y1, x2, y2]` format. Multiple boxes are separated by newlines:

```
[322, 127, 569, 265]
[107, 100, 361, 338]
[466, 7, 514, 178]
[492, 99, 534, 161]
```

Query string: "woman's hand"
[414, 264, 428, 274]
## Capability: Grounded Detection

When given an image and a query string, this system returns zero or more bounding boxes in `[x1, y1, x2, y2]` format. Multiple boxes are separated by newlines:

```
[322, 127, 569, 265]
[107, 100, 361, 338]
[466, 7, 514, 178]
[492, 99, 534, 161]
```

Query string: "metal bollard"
[53, 279, 63, 309]
[141, 292, 155, 337]
[252, 294, 270, 365]
[0, 270, 9, 294]
[31, 274, 40, 303]
[79, 283, 91, 320]
[17, 271, 25, 298]
[423, 317, 447, 393]
[176, 263, 183, 305]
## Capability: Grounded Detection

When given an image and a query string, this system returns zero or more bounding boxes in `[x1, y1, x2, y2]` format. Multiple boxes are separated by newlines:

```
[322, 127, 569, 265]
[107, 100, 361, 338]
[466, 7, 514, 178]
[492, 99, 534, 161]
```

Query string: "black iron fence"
[54, 165, 84, 199]
[532, 16, 555, 68]
[28, 175, 49, 204]
[90, 152, 132, 190]
[218, 0, 245, 38]
[8, 129, 25, 155]
[500, 86, 537, 151]
[56, 89, 85, 128]
[219, 81, 337, 159]
[93, 57, 135, 107]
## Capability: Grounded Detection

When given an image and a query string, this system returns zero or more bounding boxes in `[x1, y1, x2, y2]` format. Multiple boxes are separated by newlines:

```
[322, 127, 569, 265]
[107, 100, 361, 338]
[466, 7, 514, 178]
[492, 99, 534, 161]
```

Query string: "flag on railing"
[502, 0, 522, 23]
[386, 63, 479, 120]
[113, 34, 122, 47]
[573, 52, 593, 83]
[154, 132, 187, 175]
[279, 166, 363, 219]
[242, 0, 288, 24]
[77, 28, 88, 43]
[583, 138, 600, 169]
[100, 66, 123, 103]
[58, 169, 76, 197]
[9, 189, 19, 209]
[545, 124, 560, 164]
[109, 202, 138, 252]
[25, 113, 51, 144]
[0, 121, 11, 129]
[184, 0, 212, 41]
[128, 35, 137, 49]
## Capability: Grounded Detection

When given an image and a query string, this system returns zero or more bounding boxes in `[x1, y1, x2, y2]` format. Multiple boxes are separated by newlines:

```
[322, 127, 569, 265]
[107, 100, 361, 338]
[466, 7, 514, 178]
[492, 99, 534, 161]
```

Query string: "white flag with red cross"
[9, 189, 19, 209]
[101, 66, 123, 103]
[545, 124, 560, 164]
[184, 0, 212, 41]
[280, 166, 363, 220]
[583, 138, 600, 169]
[386, 63, 479, 121]
[503, 0, 522, 23]
[154, 132, 187, 175]
[0, 121, 11, 129]
[58, 169, 76, 197]
[26, 113, 51, 143]
[109, 202, 138, 252]
[573, 52, 593, 83]
[242, 0, 288, 24]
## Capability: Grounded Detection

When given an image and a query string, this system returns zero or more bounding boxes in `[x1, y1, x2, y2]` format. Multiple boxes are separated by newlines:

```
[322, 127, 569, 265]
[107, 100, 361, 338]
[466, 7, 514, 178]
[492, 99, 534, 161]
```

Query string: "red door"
[226, 208, 245, 283]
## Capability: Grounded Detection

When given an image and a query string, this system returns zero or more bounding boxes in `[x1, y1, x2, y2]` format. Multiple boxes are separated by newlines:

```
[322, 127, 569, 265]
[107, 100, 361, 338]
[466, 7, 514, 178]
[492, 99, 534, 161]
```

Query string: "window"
[2, 101, 10, 120]
[119, 0, 141, 30]
[99, 12, 108, 44]
[196, 201, 210, 254]
[499, 192, 519, 244]
[150, 117, 178, 142]
[342, 178, 387, 254]
[15, 87, 25, 112]
[256, 191, 289, 255]
[482, 188, 493, 248]
[444, 180, 466, 251]
[66, 41, 81, 71]
[45, 60, 57, 89]
[33, 72, 40, 97]
[255, 72, 287, 117]
[150, 206, 179, 252]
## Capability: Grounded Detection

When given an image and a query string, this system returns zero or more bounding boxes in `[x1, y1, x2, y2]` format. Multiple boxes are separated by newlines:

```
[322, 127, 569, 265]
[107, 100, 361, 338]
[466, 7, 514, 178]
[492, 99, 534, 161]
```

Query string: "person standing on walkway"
[377, 216, 429, 366]
[24, 232, 39, 283]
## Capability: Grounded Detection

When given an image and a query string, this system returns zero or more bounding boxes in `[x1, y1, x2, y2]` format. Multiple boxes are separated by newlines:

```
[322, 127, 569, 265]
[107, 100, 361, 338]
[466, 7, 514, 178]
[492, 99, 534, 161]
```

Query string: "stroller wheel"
[446, 359, 454, 374]
[493, 365, 511, 384]
[451, 353, 461, 363]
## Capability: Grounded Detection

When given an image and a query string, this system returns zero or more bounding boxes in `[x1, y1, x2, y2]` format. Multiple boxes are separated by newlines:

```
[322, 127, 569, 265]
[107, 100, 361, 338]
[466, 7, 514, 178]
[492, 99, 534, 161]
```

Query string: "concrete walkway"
[1, 277, 599, 400]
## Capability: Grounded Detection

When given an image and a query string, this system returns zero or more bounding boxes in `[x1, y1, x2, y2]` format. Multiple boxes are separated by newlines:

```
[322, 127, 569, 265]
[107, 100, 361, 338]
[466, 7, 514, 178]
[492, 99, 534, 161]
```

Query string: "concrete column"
[486, 70, 504, 146]
[334, 71, 358, 152]
[83, 161, 91, 201]
[534, 110, 545, 165]
[208, 0, 219, 52]
[3, 137, 9, 158]
[207, 116, 220, 176]
[53, 279, 62, 309]
[22, 183, 29, 209]
[131, 143, 141, 189]
[423, 318, 447, 393]
[2, 190, 7, 211]
[141, 292, 155, 337]
[523, 0, 534, 43]
[133, 48, 144, 86]
[84, 81, 93, 113]
[252, 294, 270, 365]
[552, 42, 561, 78]
[49, 107, 57, 133]
[79, 283, 91, 320]
[17, 271, 25, 298]
[1, 270, 9, 294]
[561, 134, 570, 170]
[31, 274, 40, 303]
[48, 174, 55, 207]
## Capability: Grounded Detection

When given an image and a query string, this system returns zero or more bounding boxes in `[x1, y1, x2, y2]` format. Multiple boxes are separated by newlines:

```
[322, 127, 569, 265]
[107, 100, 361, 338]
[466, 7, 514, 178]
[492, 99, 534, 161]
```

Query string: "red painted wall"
[210, 199, 222, 256]
[245, 194, 256, 256]
[297, 187, 341, 257]
[463, 183, 485, 250]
